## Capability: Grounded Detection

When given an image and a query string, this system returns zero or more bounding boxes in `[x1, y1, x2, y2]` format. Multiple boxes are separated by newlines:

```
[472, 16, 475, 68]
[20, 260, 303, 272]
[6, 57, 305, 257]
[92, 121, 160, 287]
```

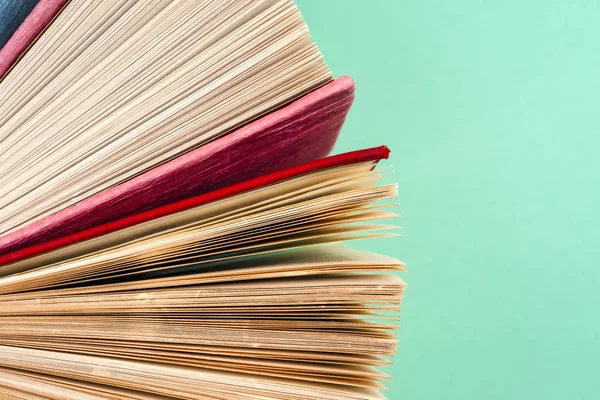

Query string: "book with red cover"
[0, 0, 68, 79]
[0, 76, 356, 261]
[0, 145, 390, 269]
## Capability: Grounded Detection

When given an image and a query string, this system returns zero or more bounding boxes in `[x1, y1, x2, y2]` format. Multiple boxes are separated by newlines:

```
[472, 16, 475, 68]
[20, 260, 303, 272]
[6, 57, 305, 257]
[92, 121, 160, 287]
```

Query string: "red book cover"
[0, 76, 356, 259]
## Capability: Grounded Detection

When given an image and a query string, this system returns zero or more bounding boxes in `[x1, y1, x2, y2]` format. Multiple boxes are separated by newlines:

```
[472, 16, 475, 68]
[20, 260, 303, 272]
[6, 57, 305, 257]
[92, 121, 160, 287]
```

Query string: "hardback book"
[0, 0, 66, 78]
[0, 1, 406, 399]
[0, 75, 356, 263]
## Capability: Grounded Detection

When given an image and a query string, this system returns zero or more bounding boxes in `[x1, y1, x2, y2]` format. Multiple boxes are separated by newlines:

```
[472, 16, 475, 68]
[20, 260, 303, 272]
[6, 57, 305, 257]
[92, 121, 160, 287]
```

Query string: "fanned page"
[0, 0, 332, 237]
[0, 152, 405, 400]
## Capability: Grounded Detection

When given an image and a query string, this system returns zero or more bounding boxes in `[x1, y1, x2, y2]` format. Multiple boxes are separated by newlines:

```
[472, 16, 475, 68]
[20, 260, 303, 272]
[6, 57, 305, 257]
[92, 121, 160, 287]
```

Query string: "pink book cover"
[0, 76, 356, 258]
[0, 0, 68, 79]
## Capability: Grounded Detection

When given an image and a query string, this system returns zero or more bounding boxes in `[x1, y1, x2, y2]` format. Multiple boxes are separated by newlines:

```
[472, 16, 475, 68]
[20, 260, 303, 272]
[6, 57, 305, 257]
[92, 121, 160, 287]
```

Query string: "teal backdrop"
[296, 1, 600, 399]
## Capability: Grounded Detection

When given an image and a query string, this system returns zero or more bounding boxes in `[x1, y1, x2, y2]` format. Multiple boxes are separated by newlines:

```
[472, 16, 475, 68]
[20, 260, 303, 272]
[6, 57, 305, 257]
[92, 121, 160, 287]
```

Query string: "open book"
[0, 1, 406, 399]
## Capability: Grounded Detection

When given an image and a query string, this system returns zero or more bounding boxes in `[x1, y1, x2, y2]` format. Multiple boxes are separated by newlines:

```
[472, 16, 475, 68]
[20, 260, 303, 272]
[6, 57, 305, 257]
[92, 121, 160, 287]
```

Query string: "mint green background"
[297, 1, 600, 399]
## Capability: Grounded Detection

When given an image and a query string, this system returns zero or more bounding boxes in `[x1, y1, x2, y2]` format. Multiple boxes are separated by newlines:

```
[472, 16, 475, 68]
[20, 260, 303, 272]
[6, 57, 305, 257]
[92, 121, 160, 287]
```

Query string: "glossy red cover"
[0, 76, 356, 258]
[0, 0, 68, 79]
[0, 146, 390, 267]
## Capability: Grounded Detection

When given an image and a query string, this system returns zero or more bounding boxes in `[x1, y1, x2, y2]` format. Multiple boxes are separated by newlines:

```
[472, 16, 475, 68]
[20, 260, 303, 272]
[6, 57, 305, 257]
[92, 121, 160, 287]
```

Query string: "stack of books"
[0, 1, 406, 399]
